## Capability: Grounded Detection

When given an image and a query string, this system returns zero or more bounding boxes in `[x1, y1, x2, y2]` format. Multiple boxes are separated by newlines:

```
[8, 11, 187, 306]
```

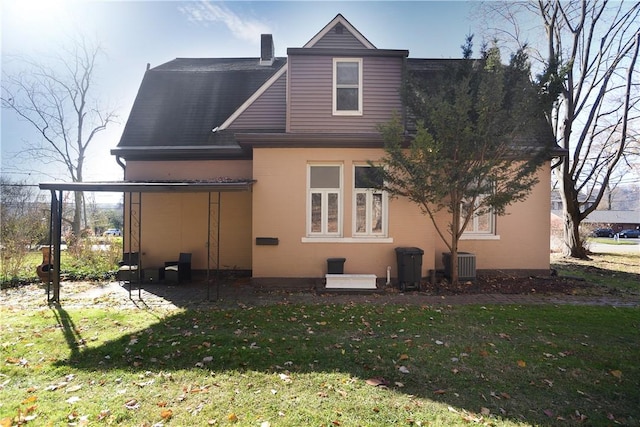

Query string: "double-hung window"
[308, 165, 342, 236]
[353, 165, 387, 237]
[333, 58, 362, 115]
[461, 192, 496, 238]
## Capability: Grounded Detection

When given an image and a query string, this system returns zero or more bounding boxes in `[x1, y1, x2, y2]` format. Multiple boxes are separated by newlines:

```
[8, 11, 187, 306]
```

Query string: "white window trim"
[307, 164, 343, 237]
[333, 58, 363, 116]
[461, 201, 498, 239]
[352, 165, 388, 237]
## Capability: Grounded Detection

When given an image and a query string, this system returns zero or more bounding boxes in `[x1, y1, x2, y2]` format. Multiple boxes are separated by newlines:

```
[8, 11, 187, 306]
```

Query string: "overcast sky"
[2, 0, 484, 202]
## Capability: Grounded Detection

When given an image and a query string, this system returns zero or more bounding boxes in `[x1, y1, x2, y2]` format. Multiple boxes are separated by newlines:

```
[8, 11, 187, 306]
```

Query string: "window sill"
[301, 237, 393, 244]
[332, 110, 363, 116]
[460, 234, 500, 241]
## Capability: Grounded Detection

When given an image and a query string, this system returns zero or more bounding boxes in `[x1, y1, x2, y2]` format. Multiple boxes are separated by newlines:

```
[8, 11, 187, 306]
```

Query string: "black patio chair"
[117, 252, 139, 283]
[164, 252, 192, 283]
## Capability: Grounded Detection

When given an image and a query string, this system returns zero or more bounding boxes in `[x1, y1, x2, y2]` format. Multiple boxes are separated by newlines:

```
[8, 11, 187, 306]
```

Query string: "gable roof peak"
[304, 13, 376, 49]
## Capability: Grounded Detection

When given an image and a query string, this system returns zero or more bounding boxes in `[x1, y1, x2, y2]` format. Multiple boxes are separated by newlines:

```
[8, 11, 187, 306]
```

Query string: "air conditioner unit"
[443, 252, 476, 281]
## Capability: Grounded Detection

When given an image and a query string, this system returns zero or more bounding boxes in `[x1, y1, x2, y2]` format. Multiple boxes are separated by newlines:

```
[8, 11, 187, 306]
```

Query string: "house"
[550, 189, 596, 211]
[110, 14, 555, 287]
[551, 210, 640, 234]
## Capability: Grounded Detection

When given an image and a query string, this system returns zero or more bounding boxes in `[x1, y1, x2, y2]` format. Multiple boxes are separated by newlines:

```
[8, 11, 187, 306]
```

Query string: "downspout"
[116, 155, 126, 172]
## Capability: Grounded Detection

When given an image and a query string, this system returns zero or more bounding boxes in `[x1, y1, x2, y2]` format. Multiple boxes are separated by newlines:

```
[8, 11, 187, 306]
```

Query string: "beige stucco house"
[110, 14, 555, 287]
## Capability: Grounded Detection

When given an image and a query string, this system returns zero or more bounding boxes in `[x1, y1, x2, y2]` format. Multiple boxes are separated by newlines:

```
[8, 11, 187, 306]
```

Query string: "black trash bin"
[327, 258, 346, 274]
[395, 247, 423, 291]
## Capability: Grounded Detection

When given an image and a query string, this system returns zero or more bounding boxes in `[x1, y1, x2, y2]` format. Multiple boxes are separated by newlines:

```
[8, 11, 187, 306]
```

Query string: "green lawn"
[552, 252, 640, 293]
[2, 303, 638, 426]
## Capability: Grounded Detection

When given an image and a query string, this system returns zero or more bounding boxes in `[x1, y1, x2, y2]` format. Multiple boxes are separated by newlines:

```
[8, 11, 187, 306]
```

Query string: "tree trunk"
[557, 159, 588, 258]
[562, 210, 588, 259]
[450, 206, 460, 285]
[450, 241, 459, 286]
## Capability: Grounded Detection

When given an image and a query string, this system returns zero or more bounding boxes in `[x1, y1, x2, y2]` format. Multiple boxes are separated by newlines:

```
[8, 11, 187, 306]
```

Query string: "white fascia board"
[217, 65, 287, 131]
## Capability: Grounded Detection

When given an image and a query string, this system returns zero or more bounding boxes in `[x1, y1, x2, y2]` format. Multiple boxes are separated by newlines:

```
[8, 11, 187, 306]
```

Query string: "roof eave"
[111, 146, 252, 161]
[39, 180, 256, 193]
[235, 132, 386, 149]
[287, 48, 408, 57]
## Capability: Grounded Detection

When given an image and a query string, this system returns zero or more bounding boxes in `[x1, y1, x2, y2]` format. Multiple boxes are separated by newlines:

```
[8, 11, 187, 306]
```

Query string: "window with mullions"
[353, 165, 386, 236]
[333, 58, 362, 115]
[308, 165, 342, 236]
[461, 194, 495, 236]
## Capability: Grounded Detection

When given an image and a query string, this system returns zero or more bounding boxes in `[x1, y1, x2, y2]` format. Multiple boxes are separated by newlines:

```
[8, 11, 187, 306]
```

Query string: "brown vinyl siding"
[288, 55, 403, 132]
[312, 29, 369, 49]
[229, 73, 287, 130]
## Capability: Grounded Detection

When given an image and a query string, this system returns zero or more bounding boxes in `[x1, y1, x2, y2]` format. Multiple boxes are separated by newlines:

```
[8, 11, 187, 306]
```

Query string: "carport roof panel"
[39, 180, 256, 193]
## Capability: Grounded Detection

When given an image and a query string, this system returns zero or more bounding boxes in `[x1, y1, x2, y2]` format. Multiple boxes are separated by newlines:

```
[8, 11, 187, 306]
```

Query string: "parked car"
[103, 228, 122, 237]
[617, 229, 640, 238]
[592, 228, 615, 237]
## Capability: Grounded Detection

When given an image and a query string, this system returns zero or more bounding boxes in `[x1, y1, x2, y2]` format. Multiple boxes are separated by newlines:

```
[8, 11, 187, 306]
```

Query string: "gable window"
[353, 165, 387, 236]
[333, 58, 362, 115]
[308, 164, 342, 236]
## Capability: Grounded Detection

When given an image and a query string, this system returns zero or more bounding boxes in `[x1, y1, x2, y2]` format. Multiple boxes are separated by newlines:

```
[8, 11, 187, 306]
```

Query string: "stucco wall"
[252, 147, 434, 279]
[122, 160, 253, 271]
[124, 160, 252, 181]
[252, 148, 552, 279]
[432, 163, 552, 272]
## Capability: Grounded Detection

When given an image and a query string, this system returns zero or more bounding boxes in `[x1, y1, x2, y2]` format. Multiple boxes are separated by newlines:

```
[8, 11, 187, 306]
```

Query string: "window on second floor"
[333, 58, 362, 115]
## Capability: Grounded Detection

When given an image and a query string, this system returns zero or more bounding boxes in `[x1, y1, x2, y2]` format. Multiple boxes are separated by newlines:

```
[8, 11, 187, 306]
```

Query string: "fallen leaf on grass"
[160, 409, 173, 420]
[279, 373, 292, 383]
[97, 410, 111, 421]
[610, 370, 622, 379]
[66, 396, 81, 404]
[480, 407, 491, 416]
[365, 377, 388, 387]
[517, 360, 527, 368]
[124, 399, 139, 410]
[433, 389, 447, 395]
[228, 412, 238, 422]
[398, 366, 410, 374]
[21, 396, 37, 404]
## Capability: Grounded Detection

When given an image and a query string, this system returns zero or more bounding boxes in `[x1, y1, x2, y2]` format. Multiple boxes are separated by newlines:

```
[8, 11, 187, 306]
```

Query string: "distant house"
[552, 210, 640, 233]
[110, 14, 556, 286]
[550, 189, 596, 211]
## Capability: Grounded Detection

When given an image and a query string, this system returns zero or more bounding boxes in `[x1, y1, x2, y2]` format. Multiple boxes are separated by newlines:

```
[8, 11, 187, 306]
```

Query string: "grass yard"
[552, 252, 640, 293]
[1, 303, 639, 426]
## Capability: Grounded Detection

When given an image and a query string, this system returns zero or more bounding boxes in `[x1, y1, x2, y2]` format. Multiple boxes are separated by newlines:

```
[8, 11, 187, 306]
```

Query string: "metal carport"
[38, 180, 255, 304]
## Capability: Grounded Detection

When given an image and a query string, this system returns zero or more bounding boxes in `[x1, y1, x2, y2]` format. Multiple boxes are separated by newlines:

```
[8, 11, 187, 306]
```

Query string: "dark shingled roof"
[116, 58, 286, 150]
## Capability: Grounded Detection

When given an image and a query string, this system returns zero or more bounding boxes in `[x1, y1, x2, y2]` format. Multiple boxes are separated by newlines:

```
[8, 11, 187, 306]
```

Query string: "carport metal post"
[47, 189, 62, 304]
[207, 191, 221, 301]
[125, 191, 142, 300]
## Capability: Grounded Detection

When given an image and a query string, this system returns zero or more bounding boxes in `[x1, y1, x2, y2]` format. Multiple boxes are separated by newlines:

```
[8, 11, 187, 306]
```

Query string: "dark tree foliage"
[373, 41, 552, 284]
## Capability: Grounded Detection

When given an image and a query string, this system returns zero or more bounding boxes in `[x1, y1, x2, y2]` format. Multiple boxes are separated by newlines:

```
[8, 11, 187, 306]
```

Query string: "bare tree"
[481, 1, 640, 258]
[1, 37, 117, 236]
